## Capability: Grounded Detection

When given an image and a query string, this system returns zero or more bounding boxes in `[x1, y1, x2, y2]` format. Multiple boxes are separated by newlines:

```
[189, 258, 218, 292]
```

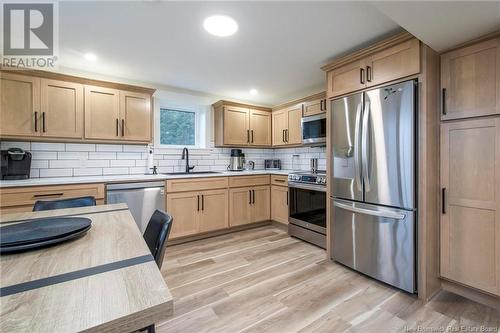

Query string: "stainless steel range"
[288, 171, 327, 249]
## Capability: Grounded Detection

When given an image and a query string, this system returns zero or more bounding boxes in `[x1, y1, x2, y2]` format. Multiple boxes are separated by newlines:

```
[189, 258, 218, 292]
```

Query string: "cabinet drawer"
[271, 175, 288, 187]
[0, 183, 105, 209]
[228, 175, 270, 188]
[166, 177, 228, 193]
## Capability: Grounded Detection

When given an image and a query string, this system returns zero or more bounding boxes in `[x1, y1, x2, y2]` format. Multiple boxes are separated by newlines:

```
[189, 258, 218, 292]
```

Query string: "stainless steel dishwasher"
[106, 181, 165, 233]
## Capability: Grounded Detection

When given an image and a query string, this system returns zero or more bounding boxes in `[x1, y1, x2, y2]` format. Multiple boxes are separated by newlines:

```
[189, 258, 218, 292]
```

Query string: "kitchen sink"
[162, 171, 221, 175]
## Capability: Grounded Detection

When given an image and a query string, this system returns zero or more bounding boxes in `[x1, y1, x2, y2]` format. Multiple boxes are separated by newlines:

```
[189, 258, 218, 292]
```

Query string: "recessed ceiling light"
[249, 89, 258, 96]
[203, 15, 238, 37]
[84, 53, 97, 61]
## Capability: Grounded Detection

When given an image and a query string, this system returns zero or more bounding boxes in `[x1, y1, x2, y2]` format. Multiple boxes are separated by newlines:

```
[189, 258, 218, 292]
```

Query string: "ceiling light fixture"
[84, 53, 97, 61]
[203, 15, 238, 37]
[249, 89, 258, 96]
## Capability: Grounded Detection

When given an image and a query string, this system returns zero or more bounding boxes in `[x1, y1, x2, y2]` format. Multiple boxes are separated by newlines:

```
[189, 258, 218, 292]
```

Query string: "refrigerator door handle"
[333, 201, 406, 220]
[353, 102, 363, 191]
[361, 100, 371, 192]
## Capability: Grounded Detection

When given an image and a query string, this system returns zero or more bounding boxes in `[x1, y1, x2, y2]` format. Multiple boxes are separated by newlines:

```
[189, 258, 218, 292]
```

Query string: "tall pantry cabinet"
[439, 36, 500, 298]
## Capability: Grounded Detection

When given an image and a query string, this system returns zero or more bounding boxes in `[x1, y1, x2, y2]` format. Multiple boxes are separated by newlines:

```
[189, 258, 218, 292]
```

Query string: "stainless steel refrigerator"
[330, 80, 416, 293]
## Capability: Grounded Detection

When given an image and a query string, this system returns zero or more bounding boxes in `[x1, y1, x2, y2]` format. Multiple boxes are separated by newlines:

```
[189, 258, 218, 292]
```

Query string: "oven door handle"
[333, 201, 406, 220]
[288, 182, 326, 192]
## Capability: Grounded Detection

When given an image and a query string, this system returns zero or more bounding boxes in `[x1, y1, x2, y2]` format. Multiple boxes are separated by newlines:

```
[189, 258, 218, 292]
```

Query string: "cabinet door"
[366, 38, 420, 88]
[440, 118, 500, 296]
[327, 59, 366, 98]
[441, 38, 500, 120]
[120, 91, 151, 142]
[84, 85, 120, 140]
[287, 106, 303, 145]
[271, 185, 288, 224]
[272, 110, 287, 146]
[40, 79, 83, 139]
[0, 73, 40, 137]
[229, 187, 252, 226]
[167, 192, 199, 239]
[249, 109, 271, 146]
[199, 189, 228, 233]
[303, 98, 325, 117]
[251, 186, 270, 223]
[224, 106, 249, 145]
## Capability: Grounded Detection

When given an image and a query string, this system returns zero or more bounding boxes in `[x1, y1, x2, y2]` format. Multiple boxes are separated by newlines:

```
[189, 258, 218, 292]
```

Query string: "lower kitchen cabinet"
[167, 189, 229, 239]
[271, 185, 288, 224]
[229, 185, 270, 227]
[440, 117, 500, 296]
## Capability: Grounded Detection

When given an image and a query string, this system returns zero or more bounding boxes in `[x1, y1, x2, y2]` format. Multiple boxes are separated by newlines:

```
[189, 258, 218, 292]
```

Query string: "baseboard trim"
[441, 279, 500, 310]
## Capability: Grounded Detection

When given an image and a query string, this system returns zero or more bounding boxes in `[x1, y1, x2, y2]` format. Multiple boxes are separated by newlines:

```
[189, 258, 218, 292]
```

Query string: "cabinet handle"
[249, 190, 252, 204]
[441, 188, 446, 214]
[274, 179, 285, 183]
[282, 129, 285, 143]
[360, 68, 365, 84]
[366, 66, 372, 82]
[247, 129, 250, 143]
[116, 119, 119, 136]
[285, 129, 289, 143]
[34, 112, 38, 132]
[121, 119, 125, 137]
[252, 190, 255, 204]
[33, 193, 63, 198]
[201, 194, 204, 211]
[197, 195, 200, 211]
[442, 88, 447, 115]
[286, 191, 288, 206]
[42, 112, 46, 132]
[251, 130, 254, 143]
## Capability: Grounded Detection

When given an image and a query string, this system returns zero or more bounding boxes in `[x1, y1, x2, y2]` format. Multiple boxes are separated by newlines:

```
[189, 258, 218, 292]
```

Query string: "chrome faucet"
[181, 147, 195, 173]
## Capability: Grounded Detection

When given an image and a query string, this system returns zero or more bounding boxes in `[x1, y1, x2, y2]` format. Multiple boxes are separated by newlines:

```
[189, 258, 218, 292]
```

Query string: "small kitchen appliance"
[1, 148, 32, 180]
[264, 159, 281, 170]
[228, 149, 245, 171]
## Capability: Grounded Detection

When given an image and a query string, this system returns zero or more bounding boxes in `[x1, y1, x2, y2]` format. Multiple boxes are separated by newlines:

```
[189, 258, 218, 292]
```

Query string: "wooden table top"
[0, 203, 173, 332]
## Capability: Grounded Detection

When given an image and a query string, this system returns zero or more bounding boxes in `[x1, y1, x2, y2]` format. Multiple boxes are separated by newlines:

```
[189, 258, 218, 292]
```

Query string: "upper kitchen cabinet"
[322, 32, 421, 99]
[120, 91, 152, 142]
[40, 79, 83, 139]
[302, 92, 327, 117]
[272, 103, 302, 146]
[84, 85, 121, 141]
[0, 73, 40, 138]
[441, 37, 500, 121]
[0, 70, 155, 144]
[213, 101, 272, 147]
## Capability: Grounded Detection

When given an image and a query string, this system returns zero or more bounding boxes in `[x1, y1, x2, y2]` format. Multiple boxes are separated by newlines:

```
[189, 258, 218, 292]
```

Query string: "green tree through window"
[160, 109, 196, 146]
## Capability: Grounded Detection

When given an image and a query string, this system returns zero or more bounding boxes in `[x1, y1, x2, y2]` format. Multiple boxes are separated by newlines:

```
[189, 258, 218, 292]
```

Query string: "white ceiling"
[58, 1, 500, 106]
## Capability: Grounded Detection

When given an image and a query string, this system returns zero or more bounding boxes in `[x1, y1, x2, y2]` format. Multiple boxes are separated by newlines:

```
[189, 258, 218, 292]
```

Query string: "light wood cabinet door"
[167, 192, 199, 239]
[366, 38, 420, 88]
[272, 110, 287, 146]
[287, 106, 303, 145]
[199, 189, 228, 233]
[327, 59, 366, 98]
[303, 98, 325, 117]
[120, 91, 151, 142]
[441, 38, 500, 121]
[84, 85, 120, 140]
[40, 79, 83, 139]
[440, 118, 500, 296]
[229, 187, 252, 227]
[249, 109, 271, 146]
[251, 186, 270, 223]
[224, 106, 249, 146]
[271, 185, 288, 224]
[0, 73, 40, 137]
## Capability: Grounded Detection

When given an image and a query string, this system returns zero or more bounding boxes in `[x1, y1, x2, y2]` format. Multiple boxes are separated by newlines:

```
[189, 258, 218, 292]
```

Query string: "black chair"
[33, 196, 96, 211]
[141, 209, 173, 333]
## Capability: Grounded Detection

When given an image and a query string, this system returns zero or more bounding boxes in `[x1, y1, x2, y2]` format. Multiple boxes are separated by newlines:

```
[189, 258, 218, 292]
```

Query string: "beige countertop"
[0, 170, 291, 188]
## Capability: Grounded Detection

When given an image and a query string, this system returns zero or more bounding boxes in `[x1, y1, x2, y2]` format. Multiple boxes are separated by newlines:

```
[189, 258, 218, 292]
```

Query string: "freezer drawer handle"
[334, 201, 406, 220]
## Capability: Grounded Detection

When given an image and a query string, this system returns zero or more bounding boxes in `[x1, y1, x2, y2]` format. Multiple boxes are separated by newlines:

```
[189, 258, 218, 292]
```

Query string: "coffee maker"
[1, 148, 32, 180]
[228, 149, 244, 171]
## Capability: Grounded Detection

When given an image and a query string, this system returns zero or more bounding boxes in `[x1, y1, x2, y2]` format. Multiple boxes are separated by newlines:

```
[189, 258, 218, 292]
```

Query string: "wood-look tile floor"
[158, 226, 500, 333]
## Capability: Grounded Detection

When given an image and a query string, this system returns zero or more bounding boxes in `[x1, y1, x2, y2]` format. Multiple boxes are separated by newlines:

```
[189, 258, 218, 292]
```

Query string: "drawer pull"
[274, 179, 286, 183]
[33, 193, 64, 198]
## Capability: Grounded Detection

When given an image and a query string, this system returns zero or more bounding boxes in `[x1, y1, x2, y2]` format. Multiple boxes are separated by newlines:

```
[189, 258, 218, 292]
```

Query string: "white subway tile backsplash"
[31, 151, 57, 160]
[110, 160, 135, 167]
[122, 145, 148, 152]
[50, 160, 84, 168]
[88, 152, 116, 160]
[31, 142, 65, 151]
[96, 144, 123, 152]
[57, 152, 88, 160]
[31, 160, 49, 169]
[65, 143, 96, 152]
[73, 168, 103, 176]
[129, 167, 147, 174]
[116, 153, 142, 160]
[1, 141, 31, 150]
[40, 168, 73, 178]
[102, 167, 129, 175]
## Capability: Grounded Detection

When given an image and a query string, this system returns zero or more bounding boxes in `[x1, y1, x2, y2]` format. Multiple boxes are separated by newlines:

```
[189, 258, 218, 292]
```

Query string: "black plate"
[0, 217, 92, 249]
[0, 225, 91, 254]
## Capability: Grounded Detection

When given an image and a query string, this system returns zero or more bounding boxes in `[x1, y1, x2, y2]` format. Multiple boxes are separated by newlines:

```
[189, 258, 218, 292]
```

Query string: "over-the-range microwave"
[301, 113, 326, 145]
